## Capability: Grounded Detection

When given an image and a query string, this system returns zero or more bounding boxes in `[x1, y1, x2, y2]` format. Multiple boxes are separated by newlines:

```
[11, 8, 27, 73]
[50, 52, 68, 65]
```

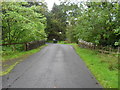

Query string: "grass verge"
[0, 62, 19, 76]
[2, 44, 47, 62]
[73, 44, 118, 88]
[0, 44, 48, 76]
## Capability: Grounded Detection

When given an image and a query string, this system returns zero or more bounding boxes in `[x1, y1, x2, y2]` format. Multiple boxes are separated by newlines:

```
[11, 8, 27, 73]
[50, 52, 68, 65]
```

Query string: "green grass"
[73, 44, 118, 88]
[0, 61, 19, 76]
[0, 44, 48, 76]
[2, 44, 48, 62]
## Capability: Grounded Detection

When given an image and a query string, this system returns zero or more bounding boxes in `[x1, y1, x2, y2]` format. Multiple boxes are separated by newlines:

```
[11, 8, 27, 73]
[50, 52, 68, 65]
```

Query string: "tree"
[66, 2, 120, 47]
[2, 2, 47, 44]
[45, 3, 67, 41]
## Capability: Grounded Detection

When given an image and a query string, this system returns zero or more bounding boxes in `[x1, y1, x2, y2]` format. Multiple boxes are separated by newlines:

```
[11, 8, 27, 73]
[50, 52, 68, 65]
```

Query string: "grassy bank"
[2, 44, 47, 62]
[73, 44, 118, 88]
[0, 44, 47, 76]
[58, 42, 118, 88]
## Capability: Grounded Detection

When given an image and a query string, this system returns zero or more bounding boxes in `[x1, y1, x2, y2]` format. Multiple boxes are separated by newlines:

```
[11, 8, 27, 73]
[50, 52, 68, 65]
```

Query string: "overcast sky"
[44, 0, 88, 10]
[44, 0, 62, 10]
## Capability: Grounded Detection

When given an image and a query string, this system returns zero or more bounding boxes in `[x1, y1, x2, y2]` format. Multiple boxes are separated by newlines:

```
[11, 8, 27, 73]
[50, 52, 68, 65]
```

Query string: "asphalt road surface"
[2, 44, 102, 88]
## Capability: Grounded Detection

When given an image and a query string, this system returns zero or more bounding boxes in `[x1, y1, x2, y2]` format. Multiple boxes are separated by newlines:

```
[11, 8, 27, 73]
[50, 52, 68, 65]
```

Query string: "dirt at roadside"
[1, 54, 29, 74]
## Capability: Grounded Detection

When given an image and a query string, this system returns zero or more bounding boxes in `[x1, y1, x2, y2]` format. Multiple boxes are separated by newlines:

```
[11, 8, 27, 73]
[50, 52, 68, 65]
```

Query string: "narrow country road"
[2, 44, 102, 88]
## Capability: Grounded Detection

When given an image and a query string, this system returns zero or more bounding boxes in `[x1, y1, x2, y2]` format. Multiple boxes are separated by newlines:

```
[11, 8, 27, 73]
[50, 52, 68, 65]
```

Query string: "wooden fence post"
[118, 47, 120, 57]
[24, 43, 27, 51]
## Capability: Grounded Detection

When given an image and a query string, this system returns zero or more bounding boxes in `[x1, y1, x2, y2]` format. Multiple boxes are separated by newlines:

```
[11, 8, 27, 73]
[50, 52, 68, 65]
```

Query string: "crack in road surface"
[2, 44, 102, 88]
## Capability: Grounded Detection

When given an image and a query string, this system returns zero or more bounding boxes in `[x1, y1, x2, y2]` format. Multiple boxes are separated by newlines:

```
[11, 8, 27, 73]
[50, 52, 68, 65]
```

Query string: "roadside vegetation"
[73, 44, 118, 88]
[58, 41, 118, 88]
[1, 2, 48, 76]
[2, 44, 47, 62]
[0, 44, 47, 76]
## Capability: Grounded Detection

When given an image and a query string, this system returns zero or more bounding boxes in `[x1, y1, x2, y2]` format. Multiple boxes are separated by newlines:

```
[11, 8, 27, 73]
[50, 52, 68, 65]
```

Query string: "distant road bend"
[3, 44, 102, 88]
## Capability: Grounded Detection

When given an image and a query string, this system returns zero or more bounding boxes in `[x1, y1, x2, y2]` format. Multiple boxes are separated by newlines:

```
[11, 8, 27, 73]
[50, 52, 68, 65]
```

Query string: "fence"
[25, 40, 45, 51]
[1, 40, 46, 51]
[78, 39, 120, 54]
[78, 39, 95, 49]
